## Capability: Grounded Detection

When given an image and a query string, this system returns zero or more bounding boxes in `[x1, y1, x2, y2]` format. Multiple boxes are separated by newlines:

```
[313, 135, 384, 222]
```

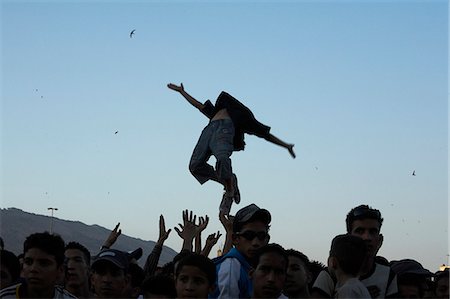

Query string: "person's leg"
[189, 123, 221, 184]
[210, 120, 235, 192]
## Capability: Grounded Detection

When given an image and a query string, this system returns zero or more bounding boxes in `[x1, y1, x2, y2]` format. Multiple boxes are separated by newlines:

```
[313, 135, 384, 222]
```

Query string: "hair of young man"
[65, 241, 91, 266]
[345, 204, 384, 233]
[286, 249, 310, 268]
[141, 274, 177, 298]
[174, 253, 216, 285]
[0, 249, 21, 283]
[255, 243, 288, 268]
[157, 249, 192, 278]
[330, 234, 367, 276]
[233, 215, 271, 233]
[23, 232, 65, 266]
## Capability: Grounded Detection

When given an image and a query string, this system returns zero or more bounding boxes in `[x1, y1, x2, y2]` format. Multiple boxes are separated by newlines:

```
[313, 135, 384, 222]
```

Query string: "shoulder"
[312, 269, 335, 297]
[0, 283, 21, 299]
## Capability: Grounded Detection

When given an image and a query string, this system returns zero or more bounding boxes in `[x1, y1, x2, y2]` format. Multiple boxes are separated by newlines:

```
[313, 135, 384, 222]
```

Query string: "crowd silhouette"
[0, 203, 448, 298]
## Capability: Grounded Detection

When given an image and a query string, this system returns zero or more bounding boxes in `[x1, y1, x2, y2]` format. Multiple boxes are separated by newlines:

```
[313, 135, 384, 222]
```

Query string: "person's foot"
[219, 192, 233, 215]
[232, 174, 240, 204]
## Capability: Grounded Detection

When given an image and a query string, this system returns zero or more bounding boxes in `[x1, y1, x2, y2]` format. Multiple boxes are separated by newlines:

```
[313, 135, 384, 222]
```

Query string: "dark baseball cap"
[129, 247, 143, 261]
[233, 203, 271, 232]
[91, 249, 130, 270]
[390, 259, 433, 277]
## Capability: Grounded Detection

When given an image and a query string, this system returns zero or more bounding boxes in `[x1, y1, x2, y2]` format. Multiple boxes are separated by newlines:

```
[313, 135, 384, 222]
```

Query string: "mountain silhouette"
[0, 207, 177, 267]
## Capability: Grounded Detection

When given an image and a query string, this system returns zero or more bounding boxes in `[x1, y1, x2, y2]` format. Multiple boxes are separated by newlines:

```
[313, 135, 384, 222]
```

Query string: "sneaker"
[219, 192, 233, 215]
[232, 174, 240, 204]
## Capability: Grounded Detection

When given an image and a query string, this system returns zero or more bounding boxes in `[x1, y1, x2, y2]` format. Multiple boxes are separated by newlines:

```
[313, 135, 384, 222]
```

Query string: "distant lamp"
[47, 207, 58, 234]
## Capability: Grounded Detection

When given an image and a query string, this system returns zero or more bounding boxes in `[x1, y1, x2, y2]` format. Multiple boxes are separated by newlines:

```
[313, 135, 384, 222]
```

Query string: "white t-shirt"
[335, 277, 372, 298]
[0, 283, 78, 299]
[312, 263, 398, 298]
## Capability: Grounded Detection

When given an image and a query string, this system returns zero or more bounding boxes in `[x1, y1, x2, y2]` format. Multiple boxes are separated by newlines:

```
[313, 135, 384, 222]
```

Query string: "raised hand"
[206, 231, 222, 247]
[196, 215, 209, 236]
[219, 211, 234, 233]
[174, 210, 197, 251]
[201, 231, 222, 257]
[157, 214, 171, 246]
[103, 222, 121, 249]
[167, 83, 184, 93]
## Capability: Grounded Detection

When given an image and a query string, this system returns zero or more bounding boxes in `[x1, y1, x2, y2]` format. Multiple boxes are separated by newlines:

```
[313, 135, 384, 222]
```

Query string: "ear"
[328, 256, 337, 270]
[209, 283, 217, 295]
[377, 234, 384, 251]
[232, 233, 239, 246]
[306, 269, 313, 284]
[124, 273, 131, 285]
[57, 263, 65, 281]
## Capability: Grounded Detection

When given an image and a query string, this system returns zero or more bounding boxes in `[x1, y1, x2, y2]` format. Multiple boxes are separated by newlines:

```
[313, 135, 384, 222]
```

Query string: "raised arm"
[100, 222, 121, 251]
[219, 211, 234, 255]
[167, 83, 205, 110]
[265, 133, 296, 158]
[143, 215, 172, 278]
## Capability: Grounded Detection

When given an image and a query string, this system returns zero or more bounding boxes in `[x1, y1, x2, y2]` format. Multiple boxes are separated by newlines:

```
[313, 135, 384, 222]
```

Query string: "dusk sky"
[1, 0, 448, 272]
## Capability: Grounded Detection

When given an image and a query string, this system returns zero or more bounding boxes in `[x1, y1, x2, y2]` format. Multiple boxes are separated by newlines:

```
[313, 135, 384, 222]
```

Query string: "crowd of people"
[0, 203, 448, 298]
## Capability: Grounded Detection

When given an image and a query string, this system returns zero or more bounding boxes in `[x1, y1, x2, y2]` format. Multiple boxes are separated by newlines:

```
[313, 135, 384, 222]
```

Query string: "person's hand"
[174, 210, 197, 241]
[205, 231, 222, 248]
[103, 222, 121, 248]
[288, 144, 296, 159]
[219, 211, 234, 233]
[195, 215, 209, 236]
[157, 215, 171, 245]
[167, 83, 184, 93]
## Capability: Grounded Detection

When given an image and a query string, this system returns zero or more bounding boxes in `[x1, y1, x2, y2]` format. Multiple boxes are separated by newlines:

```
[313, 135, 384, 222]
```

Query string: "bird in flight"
[412, 170, 416, 176]
[130, 29, 135, 38]
[115, 131, 119, 134]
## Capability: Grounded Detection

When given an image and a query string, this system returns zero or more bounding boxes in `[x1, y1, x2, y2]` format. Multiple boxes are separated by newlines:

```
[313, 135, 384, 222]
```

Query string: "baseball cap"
[233, 203, 271, 232]
[390, 259, 433, 277]
[91, 249, 130, 270]
[129, 247, 143, 261]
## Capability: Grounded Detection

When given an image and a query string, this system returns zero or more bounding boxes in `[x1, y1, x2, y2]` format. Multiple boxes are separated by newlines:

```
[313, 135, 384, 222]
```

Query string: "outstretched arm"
[101, 222, 121, 250]
[265, 133, 296, 158]
[167, 83, 205, 110]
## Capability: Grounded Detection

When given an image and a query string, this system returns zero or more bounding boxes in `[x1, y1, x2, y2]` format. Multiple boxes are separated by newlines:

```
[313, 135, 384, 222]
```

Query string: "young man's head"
[90, 249, 131, 298]
[64, 242, 91, 295]
[232, 204, 271, 260]
[434, 269, 449, 298]
[284, 249, 312, 297]
[328, 234, 367, 278]
[346, 204, 384, 258]
[0, 249, 21, 289]
[123, 263, 145, 298]
[22, 232, 66, 296]
[390, 259, 434, 299]
[174, 253, 216, 298]
[250, 243, 288, 299]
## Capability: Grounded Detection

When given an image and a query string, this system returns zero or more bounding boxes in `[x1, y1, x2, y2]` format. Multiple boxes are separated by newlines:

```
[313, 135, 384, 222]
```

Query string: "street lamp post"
[48, 207, 58, 234]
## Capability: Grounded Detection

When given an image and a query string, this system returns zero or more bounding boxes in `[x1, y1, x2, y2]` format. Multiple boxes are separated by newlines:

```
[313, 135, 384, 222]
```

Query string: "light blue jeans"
[189, 119, 235, 185]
